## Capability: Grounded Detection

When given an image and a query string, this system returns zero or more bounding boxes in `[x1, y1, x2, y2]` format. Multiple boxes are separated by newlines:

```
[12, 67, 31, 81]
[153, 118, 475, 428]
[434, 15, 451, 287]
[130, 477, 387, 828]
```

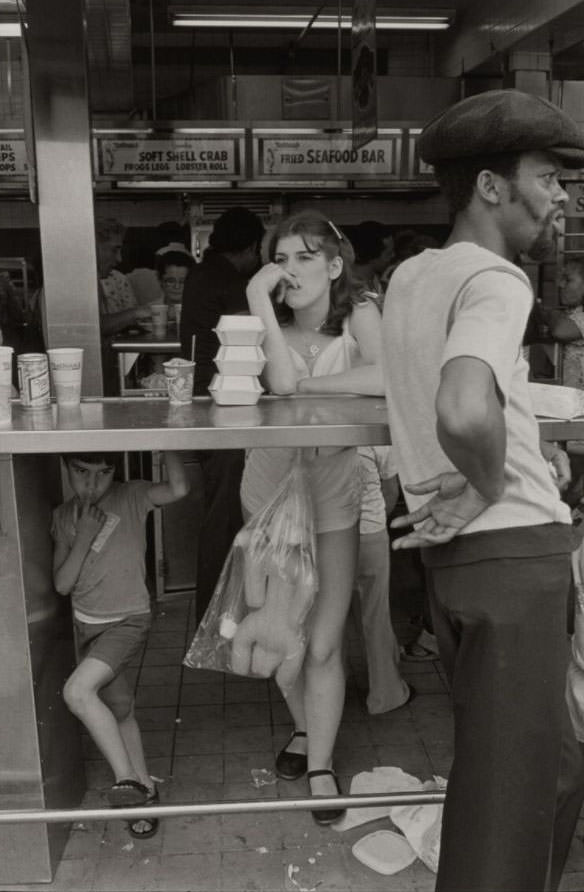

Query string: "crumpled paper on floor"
[334, 767, 447, 874]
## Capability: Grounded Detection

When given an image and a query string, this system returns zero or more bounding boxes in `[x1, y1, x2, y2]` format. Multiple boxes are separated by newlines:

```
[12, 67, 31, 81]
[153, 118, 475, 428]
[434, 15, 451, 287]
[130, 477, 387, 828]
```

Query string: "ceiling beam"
[435, 0, 584, 76]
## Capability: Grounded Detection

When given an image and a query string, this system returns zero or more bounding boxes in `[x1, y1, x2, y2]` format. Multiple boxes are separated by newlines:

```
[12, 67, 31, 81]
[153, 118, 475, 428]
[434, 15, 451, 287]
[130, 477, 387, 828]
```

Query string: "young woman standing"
[242, 211, 383, 824]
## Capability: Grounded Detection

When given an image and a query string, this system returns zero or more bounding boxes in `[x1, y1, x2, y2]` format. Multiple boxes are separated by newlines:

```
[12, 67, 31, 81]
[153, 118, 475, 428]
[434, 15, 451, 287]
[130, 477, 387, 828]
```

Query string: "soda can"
[17, 353, 51, 410]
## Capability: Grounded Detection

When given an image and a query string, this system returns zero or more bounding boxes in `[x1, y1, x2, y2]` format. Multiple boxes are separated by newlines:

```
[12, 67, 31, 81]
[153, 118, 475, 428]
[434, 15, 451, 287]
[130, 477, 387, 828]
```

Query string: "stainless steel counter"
[2, 395, 392, 453]
[1, 397, 581, 454]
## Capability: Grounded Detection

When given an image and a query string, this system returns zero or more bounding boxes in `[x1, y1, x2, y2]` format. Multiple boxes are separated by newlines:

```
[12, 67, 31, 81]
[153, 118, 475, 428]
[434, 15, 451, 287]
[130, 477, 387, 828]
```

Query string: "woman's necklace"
[294, 321, 326, 359]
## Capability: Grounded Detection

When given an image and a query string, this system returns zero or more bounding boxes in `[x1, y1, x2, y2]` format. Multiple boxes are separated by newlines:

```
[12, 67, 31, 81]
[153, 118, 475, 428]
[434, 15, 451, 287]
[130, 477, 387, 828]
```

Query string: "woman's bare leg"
[276, 526, 358, 778]
[278, 675, 308, 753]
[304, 525, 358, 795]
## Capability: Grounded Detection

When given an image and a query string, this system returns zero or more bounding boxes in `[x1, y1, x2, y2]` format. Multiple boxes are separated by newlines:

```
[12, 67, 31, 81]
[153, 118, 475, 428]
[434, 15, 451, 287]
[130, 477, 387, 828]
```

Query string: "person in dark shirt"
[180, 207, 265, 393]
[180, 207, 265, 622]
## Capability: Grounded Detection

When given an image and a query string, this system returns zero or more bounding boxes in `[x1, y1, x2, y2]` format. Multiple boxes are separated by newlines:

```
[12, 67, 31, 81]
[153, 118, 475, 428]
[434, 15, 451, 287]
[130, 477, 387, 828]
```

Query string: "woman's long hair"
[267, 211, 361, 336]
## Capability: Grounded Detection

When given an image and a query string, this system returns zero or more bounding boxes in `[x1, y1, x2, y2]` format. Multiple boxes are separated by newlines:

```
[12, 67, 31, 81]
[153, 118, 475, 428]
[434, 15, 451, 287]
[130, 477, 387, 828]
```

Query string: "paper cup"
[150, 303, 169, 338]
[47, 348, 83, 406]
[0, 345, 13, 425]
[163, 358, 195, 405]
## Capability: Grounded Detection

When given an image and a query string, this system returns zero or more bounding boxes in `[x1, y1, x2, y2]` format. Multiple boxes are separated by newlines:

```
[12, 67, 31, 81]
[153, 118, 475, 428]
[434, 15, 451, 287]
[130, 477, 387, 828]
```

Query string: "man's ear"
[329, 255, 343, 281]
[476, 169, 503, 206]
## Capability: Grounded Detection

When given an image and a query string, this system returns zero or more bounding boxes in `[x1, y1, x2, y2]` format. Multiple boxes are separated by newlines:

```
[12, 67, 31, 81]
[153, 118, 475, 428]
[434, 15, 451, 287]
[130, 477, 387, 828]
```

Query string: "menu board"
[252, 129, 402, 180]
[94, 132, 245, 180]
[0, 136, 28, 179]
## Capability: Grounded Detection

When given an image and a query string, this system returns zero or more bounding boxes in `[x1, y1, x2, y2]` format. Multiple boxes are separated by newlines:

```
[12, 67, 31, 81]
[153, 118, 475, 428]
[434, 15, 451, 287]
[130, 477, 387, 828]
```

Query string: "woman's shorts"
[74, 612, 151, 677]
[241, 446, 361, 534]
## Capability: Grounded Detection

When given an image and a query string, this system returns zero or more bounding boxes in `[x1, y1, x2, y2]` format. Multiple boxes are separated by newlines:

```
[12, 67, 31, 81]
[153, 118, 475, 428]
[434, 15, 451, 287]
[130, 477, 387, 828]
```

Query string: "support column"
[503, 50, 552, 98]
[26, 0, 103, 395]
[0, 454, 84, 884]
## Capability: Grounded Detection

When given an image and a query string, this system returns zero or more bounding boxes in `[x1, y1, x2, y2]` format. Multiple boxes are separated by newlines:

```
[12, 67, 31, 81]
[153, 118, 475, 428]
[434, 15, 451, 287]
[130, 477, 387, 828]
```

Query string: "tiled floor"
[5, 592, 584, 892]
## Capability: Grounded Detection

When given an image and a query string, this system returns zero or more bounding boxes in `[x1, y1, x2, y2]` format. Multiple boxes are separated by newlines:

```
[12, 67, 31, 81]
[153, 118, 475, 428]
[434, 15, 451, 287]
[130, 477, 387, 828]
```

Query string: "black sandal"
[275, 730, 307, 781]
[127, 789, 160, 840]
[307, 769, 345, 826]
[107, 779, 150, 808]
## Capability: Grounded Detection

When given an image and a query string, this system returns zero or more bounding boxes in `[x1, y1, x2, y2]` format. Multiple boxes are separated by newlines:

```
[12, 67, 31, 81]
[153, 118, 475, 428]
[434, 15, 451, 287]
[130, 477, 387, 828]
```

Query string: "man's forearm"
[437, 406, 506, 503]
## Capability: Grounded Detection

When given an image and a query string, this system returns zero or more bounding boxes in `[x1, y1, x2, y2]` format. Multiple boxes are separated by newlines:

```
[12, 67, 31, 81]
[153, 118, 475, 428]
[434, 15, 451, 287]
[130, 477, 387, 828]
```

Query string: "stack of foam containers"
[209, 315, 266, 405]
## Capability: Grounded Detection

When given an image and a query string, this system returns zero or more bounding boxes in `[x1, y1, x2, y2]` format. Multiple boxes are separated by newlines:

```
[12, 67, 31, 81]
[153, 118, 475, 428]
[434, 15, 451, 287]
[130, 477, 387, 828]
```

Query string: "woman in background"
[138, 250, 195, 389]
[155, 249, 195, 328]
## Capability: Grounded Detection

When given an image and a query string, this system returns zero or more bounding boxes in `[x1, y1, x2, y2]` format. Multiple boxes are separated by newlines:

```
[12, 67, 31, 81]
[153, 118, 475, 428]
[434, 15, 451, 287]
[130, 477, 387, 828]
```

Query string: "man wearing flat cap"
[382, 89, 584, 891]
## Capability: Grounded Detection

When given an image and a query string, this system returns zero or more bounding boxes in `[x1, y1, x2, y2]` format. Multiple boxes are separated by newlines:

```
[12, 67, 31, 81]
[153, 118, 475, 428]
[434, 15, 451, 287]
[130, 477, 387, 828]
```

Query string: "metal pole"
[229, 30, 237, 120]
[149, 0, 157, 119]
[0, 790, 446, 825]
[337, 0, 342, 119]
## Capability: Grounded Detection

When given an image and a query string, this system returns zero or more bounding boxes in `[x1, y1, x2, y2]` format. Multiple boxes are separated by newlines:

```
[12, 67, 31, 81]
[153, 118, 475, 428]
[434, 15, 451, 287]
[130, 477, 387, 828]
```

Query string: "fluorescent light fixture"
[171, 12, 452, 31]
[0, 21, 21, 37]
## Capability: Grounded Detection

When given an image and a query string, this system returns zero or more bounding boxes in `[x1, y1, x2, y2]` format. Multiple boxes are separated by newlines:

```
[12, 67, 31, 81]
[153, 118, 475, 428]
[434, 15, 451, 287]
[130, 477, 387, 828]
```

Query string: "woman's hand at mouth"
[247, 263, 299, 304]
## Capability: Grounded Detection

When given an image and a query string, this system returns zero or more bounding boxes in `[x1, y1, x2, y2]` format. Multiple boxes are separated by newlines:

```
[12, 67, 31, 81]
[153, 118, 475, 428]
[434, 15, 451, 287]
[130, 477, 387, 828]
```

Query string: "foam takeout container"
[213, 315, 266, 346]
[209, 373, 263, 406]
[214, 345, 266, 376]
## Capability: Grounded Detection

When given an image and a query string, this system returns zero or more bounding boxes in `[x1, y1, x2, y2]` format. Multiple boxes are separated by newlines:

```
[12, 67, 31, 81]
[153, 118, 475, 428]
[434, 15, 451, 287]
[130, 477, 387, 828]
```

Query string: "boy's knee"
[101, 688, 134, 722]
[63, 677, 87, 715]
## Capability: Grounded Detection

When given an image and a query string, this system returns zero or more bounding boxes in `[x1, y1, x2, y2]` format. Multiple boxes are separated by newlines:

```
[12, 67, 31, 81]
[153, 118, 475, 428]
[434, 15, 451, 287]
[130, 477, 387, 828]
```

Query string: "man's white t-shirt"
[382, 242, 571, 536]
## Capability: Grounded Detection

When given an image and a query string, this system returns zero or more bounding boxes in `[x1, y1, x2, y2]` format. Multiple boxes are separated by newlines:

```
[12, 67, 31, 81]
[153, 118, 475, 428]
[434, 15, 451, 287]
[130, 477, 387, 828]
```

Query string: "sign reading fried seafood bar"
[252, 128, 402, 180]
[93, 130, 245, 180]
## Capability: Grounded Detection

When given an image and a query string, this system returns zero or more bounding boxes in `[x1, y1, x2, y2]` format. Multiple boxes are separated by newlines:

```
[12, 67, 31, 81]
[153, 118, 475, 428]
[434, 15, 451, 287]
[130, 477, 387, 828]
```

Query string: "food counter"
[1, 394, 392, 452]
[0, 395, 577, 453]
[0, 393, 390, 884]
[110, 334, 181, 396]
[0, 394, 578, 884]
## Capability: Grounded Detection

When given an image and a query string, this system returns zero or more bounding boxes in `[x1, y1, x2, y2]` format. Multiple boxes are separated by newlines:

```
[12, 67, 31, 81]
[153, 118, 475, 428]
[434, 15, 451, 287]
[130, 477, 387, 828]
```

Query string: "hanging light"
[170, 8, 453, 32]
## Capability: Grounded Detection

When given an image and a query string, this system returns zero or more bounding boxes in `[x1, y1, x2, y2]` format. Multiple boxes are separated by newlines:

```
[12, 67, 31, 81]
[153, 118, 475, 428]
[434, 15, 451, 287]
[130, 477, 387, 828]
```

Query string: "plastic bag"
[335, 767, 446, 874]
[184, 450, 318, 693]
[389, 776, 447, 873]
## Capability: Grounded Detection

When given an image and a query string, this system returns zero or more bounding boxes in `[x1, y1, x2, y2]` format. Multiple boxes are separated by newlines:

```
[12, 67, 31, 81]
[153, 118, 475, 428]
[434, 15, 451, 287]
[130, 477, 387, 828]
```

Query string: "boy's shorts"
[74, 612, 151, 677]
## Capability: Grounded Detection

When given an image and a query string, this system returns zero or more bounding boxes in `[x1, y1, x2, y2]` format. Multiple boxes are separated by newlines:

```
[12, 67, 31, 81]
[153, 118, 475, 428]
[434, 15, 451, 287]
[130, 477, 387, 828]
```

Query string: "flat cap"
[418, 89, 584, 168]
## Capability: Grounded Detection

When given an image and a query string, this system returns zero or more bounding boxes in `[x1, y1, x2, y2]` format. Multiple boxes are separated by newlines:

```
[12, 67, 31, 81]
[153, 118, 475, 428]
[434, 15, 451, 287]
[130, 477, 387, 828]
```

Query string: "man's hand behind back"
[390, 471, 490, 549]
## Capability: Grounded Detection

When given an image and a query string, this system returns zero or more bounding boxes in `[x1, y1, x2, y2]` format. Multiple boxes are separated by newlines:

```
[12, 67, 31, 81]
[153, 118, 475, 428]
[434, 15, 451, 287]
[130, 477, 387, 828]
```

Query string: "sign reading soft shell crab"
[253, 130, 401, 180]
[94, 134, 244, 180]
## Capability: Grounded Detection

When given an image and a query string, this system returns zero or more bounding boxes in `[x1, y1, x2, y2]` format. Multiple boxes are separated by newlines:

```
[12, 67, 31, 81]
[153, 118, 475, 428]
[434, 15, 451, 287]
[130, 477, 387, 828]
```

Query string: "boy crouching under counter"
[51, 451, 189, 839]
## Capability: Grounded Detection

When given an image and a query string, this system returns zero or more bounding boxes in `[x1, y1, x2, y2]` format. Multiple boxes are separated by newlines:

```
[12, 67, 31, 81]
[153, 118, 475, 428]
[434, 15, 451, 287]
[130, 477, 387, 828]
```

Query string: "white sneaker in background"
[402, 627, 440, 662]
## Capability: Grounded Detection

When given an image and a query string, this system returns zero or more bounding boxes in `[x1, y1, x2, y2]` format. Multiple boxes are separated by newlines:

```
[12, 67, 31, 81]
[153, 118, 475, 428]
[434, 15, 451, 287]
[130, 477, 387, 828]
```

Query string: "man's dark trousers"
[426, 549, 584, 892]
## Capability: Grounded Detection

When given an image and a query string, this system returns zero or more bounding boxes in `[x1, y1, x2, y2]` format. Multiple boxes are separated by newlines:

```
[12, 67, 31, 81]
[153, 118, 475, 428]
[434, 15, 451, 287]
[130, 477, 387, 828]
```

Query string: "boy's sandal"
[127, 789, 160, 840]
[107, 779, 150, 808]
